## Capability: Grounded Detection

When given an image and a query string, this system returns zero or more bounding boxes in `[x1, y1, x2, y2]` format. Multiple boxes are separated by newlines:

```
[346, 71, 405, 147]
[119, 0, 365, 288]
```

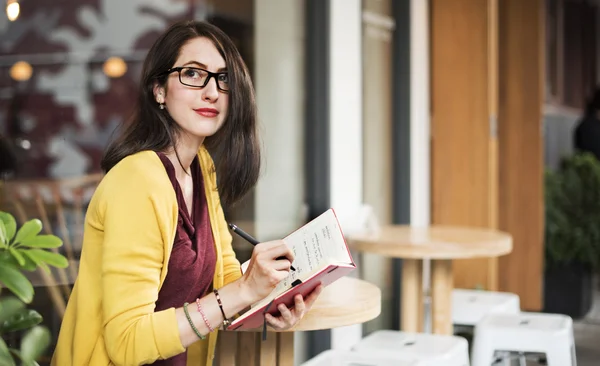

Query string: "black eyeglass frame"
[161, 66, 229, 92]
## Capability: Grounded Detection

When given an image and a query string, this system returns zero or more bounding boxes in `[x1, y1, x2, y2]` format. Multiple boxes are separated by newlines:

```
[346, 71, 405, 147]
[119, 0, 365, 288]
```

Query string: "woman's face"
[155, 36, 229, 145]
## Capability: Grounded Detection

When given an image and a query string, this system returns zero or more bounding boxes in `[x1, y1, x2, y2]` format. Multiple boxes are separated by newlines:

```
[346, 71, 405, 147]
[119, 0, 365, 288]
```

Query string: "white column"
[329, 0, 364, 350]
[254, 0, 306, 240]
[254, 1, 307, 363]
[410, 0, 431, 228]
[410, 0, 432, 332]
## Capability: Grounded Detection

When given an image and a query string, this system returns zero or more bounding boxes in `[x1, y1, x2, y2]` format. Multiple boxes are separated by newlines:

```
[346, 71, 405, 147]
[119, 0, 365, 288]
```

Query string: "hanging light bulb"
[9, 61, 33, 81]
[102, 57, 127, 78]
[6, 0, 19, 22]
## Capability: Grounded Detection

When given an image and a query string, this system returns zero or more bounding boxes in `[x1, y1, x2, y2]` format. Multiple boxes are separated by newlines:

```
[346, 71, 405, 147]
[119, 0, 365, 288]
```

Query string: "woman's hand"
[239, 240, 295, 304]
[265, 284, 323, 330]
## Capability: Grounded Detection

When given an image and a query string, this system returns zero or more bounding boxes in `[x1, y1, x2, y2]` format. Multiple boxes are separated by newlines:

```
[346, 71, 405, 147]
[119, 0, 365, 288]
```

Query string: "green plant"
[545, 152, 600, 270]
[0, 211, 68, 366]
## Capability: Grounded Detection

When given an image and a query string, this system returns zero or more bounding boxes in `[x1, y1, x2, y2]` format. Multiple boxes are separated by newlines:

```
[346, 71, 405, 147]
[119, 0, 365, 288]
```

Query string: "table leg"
[431, 259, 453, 335]
[237, 332, 260, 365]
[401, 259, 424, 332]
[276, 333, 294, 366]
[215, 332, 294, 365]
[215, 331, 237, 365]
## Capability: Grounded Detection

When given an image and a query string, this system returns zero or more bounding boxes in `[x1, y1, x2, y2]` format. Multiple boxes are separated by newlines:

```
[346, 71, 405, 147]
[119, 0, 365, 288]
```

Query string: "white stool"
[452, 289, 520, 326]
[300, 349, 421, 366]
[352, 330, 470, 366]
[471, 312, 576, 366]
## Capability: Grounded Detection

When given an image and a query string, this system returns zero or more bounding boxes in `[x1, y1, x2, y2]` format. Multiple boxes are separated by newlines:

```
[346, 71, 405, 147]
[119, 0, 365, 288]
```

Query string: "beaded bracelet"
[213, 288, 231, 327]
[183, 302, 205, 340]
[196, 298, 215, 333]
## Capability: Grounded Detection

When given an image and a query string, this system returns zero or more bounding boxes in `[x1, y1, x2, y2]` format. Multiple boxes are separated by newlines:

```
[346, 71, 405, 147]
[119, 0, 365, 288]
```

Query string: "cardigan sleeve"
[99, 169, 185, 365]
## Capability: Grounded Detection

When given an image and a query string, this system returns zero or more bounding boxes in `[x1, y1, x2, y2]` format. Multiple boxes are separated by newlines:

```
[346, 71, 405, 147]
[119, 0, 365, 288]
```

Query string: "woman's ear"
[153, 83, 166, 104]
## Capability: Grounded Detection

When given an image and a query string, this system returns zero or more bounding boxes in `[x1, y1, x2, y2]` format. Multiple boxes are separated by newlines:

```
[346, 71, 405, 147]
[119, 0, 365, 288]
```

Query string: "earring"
[159, 103, 165, 110]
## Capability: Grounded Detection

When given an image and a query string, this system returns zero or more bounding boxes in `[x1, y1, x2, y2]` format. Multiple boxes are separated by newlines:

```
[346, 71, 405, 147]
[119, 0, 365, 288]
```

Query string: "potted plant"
[0, 211, 68, 365]
[543, 152, 600, 318]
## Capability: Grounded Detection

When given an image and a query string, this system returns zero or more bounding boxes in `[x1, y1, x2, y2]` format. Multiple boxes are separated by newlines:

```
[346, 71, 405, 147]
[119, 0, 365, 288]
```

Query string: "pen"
[228, 223, 296, 271]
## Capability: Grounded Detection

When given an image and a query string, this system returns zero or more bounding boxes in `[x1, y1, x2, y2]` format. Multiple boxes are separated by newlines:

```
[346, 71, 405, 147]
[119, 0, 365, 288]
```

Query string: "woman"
[52, 20, 322, 366]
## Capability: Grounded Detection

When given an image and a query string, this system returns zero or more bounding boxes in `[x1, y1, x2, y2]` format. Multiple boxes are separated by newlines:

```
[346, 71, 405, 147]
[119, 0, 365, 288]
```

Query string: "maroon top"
[151, 152, 217, 366]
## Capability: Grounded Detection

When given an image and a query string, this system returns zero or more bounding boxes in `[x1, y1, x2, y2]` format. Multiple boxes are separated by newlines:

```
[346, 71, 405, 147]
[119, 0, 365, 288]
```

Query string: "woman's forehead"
[176, 37, 226, 71]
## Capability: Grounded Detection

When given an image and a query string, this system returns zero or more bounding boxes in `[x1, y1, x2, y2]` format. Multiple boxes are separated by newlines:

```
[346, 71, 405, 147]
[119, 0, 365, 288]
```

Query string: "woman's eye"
[218, 73, 229, 84]
[183, 68, 204, 79]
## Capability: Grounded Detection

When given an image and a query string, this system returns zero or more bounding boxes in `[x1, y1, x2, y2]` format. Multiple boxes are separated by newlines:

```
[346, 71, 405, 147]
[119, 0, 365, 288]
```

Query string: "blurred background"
[0, 0, 600, 365]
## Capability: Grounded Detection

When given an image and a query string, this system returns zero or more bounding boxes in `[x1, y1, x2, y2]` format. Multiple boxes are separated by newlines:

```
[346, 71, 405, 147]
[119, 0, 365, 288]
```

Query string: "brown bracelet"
[213, 288, 231, 327]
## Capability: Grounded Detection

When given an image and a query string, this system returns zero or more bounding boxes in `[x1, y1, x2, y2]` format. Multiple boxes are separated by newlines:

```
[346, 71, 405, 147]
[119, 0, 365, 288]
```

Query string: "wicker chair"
[0, 173, 103, 318]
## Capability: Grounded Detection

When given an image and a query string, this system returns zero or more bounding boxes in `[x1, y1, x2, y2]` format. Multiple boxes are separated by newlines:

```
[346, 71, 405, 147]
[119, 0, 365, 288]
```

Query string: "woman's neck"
[165, 135, 204, 180]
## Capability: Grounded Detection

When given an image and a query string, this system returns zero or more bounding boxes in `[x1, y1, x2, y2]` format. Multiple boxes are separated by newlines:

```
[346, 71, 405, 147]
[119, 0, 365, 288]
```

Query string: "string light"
[6, 0, 19, 21]
[102, 57, 127, 78]
[9, 61, 32, 81]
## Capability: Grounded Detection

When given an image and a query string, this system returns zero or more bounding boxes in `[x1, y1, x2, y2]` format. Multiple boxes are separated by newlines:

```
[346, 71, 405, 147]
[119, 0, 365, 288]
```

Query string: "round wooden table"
[348, 225, 512, 335]
[215, 276, 381, 365]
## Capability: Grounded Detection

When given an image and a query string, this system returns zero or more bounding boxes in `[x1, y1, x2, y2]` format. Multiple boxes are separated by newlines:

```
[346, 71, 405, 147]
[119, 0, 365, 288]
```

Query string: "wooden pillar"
[430, 0, 499, 290]
[498, 0, 545, 311]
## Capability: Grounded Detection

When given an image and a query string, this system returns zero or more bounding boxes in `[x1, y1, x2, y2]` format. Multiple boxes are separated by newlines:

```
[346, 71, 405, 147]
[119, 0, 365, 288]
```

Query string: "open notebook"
[227, 208, 356, 331]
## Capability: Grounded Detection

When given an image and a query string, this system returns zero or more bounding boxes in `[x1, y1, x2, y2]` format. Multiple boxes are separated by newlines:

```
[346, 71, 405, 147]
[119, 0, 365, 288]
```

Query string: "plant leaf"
[0, 212, 17, 243]
[23, 249, 68, 269]
[0, 297, 25, 324]
[0, 265, 34, 303]
[20, 252, 51, 274]
[8, 248, 25, 266]
[1, 251, 37, 272]
[0, 338, 16, 366]
[0, 220, 6, 248]
[20, 235, 63, 249]
[1, 309, 43, 333]
[13, 220, 42, 245]
[20, 326, 51, 364]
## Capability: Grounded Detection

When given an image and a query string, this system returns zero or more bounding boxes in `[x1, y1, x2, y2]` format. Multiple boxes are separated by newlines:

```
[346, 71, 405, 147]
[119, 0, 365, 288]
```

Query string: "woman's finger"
[265, 313, 284, 329]
[303, 285, 323, 309]
[294, 294, 306, 317]
[278, 303, 294, 323]
[262, 243, 295, 263]
[270, 258, 293, 272]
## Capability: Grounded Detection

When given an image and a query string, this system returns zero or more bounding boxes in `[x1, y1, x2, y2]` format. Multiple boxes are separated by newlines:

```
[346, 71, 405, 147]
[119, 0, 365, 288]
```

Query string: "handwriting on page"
[275, 217, 336, 294]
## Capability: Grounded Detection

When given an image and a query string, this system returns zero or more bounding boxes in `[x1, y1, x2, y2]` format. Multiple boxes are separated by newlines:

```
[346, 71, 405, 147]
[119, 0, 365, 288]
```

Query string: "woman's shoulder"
[98, 150, 172, 196]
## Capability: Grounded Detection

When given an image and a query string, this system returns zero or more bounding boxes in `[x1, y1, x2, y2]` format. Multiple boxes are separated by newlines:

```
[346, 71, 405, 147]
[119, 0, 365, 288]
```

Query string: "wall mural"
[0, 0, 193, 179]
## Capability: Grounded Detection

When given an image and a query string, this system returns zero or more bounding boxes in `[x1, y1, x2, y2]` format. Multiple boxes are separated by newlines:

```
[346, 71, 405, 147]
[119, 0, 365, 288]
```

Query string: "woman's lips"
[194, 108, 219, 118]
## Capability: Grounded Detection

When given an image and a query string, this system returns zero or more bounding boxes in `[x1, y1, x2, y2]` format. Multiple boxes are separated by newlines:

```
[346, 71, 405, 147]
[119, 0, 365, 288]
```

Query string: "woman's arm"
[100, 176, 184, 365]
[173, 279, 250, 346]
[175, 239, 294, 346]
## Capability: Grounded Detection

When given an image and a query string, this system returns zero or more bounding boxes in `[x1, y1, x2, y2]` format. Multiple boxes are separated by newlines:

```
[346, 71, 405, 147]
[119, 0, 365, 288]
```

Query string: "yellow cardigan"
[51, 148, 242, 366]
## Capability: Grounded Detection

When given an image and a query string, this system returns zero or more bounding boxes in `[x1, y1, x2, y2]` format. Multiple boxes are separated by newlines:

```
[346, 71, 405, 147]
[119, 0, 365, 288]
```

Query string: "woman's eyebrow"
[182, 60, 227, 72]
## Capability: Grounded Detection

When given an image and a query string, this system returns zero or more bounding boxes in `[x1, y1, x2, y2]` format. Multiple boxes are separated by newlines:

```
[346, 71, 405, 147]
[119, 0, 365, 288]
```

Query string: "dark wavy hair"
[101, 20, 260, 207]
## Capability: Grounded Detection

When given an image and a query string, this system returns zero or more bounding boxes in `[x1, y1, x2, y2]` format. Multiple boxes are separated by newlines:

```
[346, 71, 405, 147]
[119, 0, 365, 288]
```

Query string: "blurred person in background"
[574, 86, 600, 160]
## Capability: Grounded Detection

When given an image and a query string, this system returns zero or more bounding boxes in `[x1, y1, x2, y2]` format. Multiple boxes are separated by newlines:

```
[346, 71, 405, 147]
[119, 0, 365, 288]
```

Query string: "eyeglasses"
[162, 67, 229, 92]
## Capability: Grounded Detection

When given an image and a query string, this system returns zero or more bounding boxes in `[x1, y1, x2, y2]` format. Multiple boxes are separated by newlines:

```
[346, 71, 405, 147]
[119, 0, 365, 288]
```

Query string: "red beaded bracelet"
[196, 298, 214, 333]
